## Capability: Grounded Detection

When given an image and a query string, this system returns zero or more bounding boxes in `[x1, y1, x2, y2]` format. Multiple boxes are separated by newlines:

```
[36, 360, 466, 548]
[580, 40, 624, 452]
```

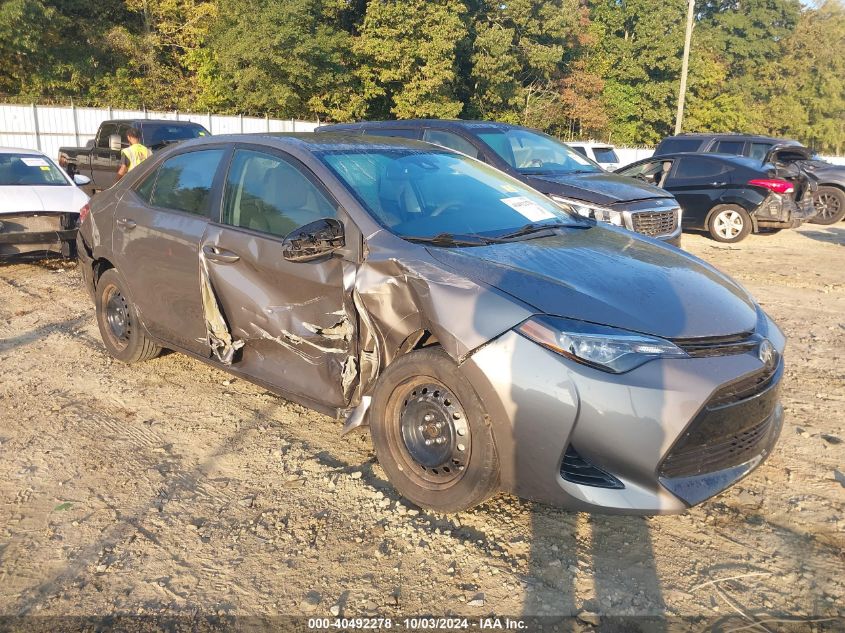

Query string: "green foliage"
[1, 0, 843, 151]
[355, 0, 468, 119]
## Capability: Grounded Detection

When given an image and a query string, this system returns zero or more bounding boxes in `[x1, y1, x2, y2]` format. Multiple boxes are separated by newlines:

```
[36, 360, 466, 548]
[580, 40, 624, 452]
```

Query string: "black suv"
[655, 133, 845, 224]
[319, 120, 682, 245]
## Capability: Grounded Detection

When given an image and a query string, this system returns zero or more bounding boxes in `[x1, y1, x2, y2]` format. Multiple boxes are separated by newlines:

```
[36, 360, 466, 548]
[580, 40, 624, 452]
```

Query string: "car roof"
[660, 133, 800, 145]
[643, 151, 765, 168]
[567, 141, 615, 148]
[318, 119, 526, 133]
[173, 132, 456, 153]
[0, 147, 47, 156]
[104, 119, 206, 126]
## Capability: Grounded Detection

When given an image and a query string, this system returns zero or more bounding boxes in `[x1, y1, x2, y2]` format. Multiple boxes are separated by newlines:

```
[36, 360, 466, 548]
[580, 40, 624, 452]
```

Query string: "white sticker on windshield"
[21, 157, 49, 167]
[501, 196, 556, 222]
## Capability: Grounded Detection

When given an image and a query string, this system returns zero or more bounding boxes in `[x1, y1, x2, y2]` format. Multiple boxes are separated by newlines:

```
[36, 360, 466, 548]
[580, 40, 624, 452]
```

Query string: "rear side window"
[749, 142, 772, 160]
[422, 129, 479, 158]
[708, 140, 744, 155]
[149, 149, 224, 216]
[593, 147, 620, 163]
[656, 138, 704, 154]
[673, 157, 731, 179]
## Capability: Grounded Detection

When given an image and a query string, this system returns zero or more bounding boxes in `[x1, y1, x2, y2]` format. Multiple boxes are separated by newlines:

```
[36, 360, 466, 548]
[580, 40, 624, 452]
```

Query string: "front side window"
[569, 145, 588, 157]
[142, 123, 210, 150]
[618, 160, 672, 186]
[477, 128, 601, 175]
[422, 129, 479, 158]
[222, 149, 336, 238]
[0, 153, 69, 186]
[319, 148, 580, 240]
[149, 149, 224, 216]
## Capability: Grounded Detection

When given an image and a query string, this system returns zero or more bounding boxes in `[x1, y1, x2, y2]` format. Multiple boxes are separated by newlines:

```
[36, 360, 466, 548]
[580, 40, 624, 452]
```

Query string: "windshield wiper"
[495, 221, 584, 241]
[403, 232, 495, 247]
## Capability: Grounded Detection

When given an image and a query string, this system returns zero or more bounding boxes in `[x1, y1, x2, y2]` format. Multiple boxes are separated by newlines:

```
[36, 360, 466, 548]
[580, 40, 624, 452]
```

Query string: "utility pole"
[674, 0, 695, 134]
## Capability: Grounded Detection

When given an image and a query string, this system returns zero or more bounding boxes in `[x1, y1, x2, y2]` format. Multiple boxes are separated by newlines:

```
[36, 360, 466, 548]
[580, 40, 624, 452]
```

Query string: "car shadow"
[796, 227, 845, 246]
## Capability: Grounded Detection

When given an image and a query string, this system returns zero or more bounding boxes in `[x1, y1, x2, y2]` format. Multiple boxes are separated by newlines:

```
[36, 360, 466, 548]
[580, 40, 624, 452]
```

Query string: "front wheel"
[810, 186, 845, 225]
[369, 348, 500, 513]
[95, 269, 161, 363]
[708, 205, 752, 243]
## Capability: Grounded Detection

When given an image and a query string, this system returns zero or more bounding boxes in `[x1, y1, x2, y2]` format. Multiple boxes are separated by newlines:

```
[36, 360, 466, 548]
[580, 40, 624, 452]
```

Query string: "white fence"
[0, 103, 319, 159]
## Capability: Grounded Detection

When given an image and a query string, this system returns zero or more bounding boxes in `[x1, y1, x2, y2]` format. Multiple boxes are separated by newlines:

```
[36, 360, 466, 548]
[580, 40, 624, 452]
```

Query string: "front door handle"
[202, 245, 240, 264]
[116, 217, 136, 230]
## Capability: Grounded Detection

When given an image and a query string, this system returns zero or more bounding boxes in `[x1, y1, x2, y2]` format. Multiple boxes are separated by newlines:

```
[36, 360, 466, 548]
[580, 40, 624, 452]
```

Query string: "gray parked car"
[76, 133, 785, 514]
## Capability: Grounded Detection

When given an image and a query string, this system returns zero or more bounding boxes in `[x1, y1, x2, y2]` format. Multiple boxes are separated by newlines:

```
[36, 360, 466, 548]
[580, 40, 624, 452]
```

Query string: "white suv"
[567, 142, 621, 172]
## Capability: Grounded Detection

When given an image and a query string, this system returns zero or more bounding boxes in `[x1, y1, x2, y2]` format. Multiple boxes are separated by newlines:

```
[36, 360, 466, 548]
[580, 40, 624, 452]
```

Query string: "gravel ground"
[0, 225, 843, 628]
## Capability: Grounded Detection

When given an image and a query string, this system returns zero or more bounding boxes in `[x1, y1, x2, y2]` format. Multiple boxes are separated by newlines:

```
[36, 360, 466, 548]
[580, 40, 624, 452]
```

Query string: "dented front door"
[199, 147, 358, 410]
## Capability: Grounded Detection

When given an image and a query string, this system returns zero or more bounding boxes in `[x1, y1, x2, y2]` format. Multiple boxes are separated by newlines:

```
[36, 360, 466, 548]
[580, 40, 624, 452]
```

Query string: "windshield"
[476, 128, 602, 175]
[319, 148, 580, 240]
[142, 123, 209, 149]
[0, 154, 68, 186]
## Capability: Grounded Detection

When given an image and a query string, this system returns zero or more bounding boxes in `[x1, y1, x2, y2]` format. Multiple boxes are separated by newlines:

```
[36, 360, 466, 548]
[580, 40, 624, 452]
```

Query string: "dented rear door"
[199, 146, 358, 410]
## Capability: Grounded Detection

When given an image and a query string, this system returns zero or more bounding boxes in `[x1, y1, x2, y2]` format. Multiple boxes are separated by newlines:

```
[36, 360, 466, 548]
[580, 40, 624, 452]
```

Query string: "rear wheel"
[95, 269, 161, 363]
[810, 186, 845, 225]
[708, 205, 752, 243]
[369, 348, 499, 513]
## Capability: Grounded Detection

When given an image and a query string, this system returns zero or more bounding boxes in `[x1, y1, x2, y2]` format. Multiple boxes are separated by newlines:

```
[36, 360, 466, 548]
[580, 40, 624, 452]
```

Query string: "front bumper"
[460, 326, 785, 514]
[0, 212, 78, 262]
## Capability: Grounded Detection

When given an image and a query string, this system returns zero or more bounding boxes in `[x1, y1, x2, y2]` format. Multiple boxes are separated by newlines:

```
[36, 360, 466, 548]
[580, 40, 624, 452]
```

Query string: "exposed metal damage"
[199, 249, 244, 365]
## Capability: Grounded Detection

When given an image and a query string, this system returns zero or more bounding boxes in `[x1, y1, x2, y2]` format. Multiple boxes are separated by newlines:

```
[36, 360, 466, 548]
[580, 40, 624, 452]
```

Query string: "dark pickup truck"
[58, 119, 210, 196]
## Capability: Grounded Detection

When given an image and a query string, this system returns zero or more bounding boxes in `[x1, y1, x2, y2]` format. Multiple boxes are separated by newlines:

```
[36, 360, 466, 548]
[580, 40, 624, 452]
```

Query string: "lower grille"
[631, 209, 677, 237]
[659, 364, 782, 479]
[560, 445, 624, 489]
[0, 214, 64, 233]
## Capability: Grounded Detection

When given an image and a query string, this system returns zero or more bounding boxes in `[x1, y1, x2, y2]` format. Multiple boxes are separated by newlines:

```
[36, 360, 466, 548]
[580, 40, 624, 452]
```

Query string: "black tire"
[810, 186, 845, 225]
[95, 268, 161, 363]
[369, 347, 499, 513]
[707, 205, 752, 243]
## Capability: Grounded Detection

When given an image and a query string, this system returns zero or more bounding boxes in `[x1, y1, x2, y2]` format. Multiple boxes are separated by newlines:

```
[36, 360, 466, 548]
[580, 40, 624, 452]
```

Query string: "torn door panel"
[199, 226, 357, 410]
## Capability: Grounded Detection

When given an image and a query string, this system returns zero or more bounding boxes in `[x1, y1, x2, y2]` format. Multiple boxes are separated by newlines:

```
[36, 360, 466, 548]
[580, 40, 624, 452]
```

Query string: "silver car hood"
[426, 227, 758, 340]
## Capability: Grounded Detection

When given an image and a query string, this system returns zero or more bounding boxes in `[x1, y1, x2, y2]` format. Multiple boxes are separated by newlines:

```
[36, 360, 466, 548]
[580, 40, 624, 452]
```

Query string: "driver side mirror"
[73, 174, 91, 186]
[109, 134, 122, 152]
[282, 218, 345, 263]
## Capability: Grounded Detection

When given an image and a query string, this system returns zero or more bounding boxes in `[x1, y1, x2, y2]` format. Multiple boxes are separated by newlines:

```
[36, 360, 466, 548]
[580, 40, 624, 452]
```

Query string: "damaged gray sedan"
[77, 134, 786, 514]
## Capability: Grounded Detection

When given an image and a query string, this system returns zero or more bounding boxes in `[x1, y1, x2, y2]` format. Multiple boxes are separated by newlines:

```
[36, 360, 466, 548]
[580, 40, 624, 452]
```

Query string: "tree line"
[1, 0, 843, 152]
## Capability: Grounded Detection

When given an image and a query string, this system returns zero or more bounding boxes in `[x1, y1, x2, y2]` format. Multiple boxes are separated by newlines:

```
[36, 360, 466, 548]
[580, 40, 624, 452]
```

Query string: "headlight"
[549, 195, 624, 227]
[516, 315, 688, 373]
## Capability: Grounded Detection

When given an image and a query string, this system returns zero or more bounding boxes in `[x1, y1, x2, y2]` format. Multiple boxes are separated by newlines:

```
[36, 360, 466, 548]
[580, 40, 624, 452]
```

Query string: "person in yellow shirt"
[116, 127, 150, 181]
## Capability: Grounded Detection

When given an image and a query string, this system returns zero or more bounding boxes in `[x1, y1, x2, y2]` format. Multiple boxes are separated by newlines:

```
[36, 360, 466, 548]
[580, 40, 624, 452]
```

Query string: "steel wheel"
[393, 380, 471, 485]
[103, 284, 131, 352]
[714, 209, 745, 240]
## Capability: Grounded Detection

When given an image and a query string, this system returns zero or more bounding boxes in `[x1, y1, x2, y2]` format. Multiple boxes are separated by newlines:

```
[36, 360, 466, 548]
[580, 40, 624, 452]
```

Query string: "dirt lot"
[1, 226, 843, 627]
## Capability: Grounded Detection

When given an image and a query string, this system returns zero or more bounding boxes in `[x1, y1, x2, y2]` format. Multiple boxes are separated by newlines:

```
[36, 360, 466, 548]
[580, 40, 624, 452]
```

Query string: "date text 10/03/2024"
[307, 617, 528, 630]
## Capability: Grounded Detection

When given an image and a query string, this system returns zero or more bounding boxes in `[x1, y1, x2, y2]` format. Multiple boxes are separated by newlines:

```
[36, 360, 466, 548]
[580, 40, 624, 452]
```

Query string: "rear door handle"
[116, 217, 136, 230]
[202, 245, 240, 264]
